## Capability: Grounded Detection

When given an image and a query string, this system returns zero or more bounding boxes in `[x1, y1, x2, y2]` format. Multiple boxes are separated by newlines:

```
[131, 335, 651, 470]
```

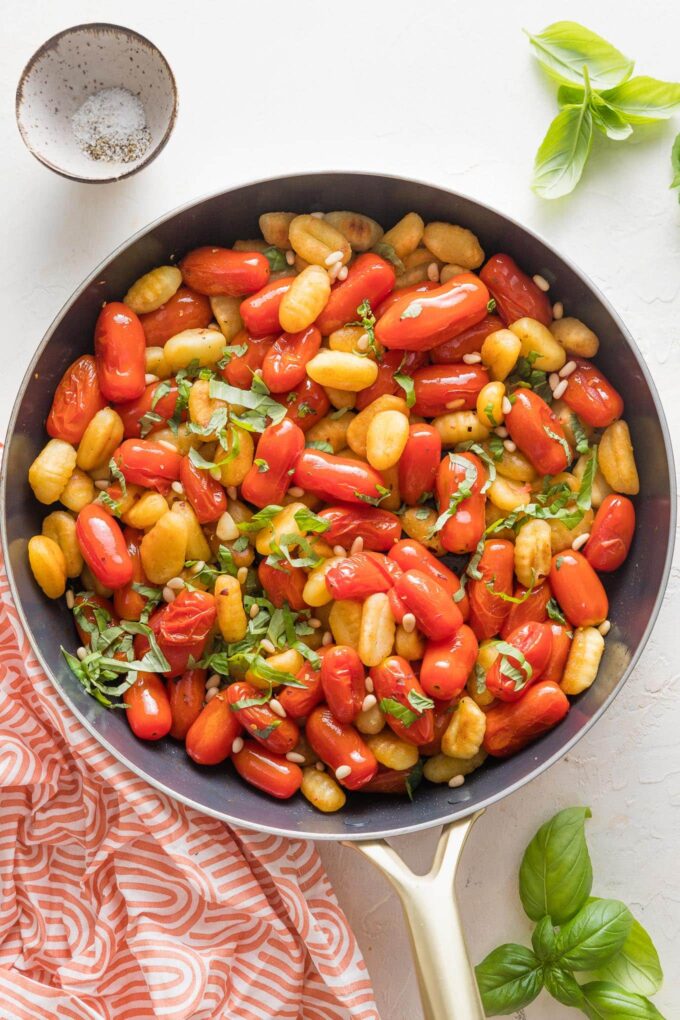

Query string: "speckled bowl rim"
[15, 22, 178, 184]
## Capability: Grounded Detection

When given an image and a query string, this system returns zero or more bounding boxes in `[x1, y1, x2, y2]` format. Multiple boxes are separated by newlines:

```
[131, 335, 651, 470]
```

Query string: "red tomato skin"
[232, 742, 303, 799]
[375, 273, 490, 351]
[501, 583, 552, 638]
[159, 590, 217, 646]
[420, 625, 478, 700]
[113, 438, 182, 491]
[505, 388, 570, 476]
[306, 707, 378, 790]
[479, 254, 552, 327]
[221, 330, 275, 388]
[186, 692, 242, 765]
[549, 551, 609, 627]
[94, 303, 147, 403]
[320, 645, 366, 723]
[277, 661, 325, 720]
[485, 621, 553, 702]
[392, 570, 463, 641]
[258, 560, 307, 610]
[562, 359, 624, 428]
[399, 424, 442, 505]
[325, 552, 395, 600]
[359, 764, 422, 795]
[412, 364, 489, 417]
[543, 623, 573, 685]
[388, 539, 469, 619]
[355, 349, 426, 410]
[584, 494, 635, 572]
[467, 539, 515, 640]
[180, 247, 270, 297]
[113, 527, 147, 621]
[435, 451, 487, 555]
[124, 671, 172, 741]
[370, 656, 435, 746]
[114, 381, 182, 438]
[46, 355, 107, 443]
[74, 593, 117, 646]
[262, 326, 322, 393]
[430, 314, 504, 364]
[388, 586, 407, 624]
[134, 608, 208, 679]
[76, 504, 134, 589]
[168, 668, 207, 741]
[316, 254, 396, 335]
[318, 505, 401, 552]
[241, 418, 305, 508]
[484, 681, 569, 758]
[227, 682, 300, 754]
[284, 376, 331, 432]
[139, 287, 212, 346]
[240, 277, 294, 337]
[293, 449, 386, 505]
[179, 455, 227, 523]
[419, 699, 457, 757]
[374, 280, 438, 319]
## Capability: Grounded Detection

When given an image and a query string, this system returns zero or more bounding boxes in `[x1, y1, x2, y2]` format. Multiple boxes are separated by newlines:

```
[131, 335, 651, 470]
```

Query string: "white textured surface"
[2, 2, 679, 1017]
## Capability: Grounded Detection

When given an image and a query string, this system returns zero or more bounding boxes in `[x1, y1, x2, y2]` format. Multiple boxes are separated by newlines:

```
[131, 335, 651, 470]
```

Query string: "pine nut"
[503, 439, 517, 453]
[270, 698, 286, 718]
[427, 262, 440, 282]
[261, 638, 276, 655]
[356, 334, 370, 352]
[315, 761, 326, 771]
[446, 398, 465, 411]
[402, 612, 416, 633]
[335, 765, 352, 781]
[162, 586, 176, 603]
[205, 687, 219, 703]
[237, 566, 248, 585]
[559, 360, 577, 378]
[309, 618, 322, 629]
[350, 536, 364, 555]
[337, 266, 348, 281]
[549, 372, 560, 390]
[448, 774, 465, 788]
[166, 576, 185, 591]
[463, 353, 482, 364]
[333, 545, 347, 557]
[533, 274, 550, 292]
[76, 646, 88, 661]
[249, 604, 260, 619]
[571, 532, 590, 551]
[231, 736, 244, 754]
[495, 426, 509, 438]
[286, 751, 306, 763]
[94, 479, 109, 490]
[553, 301, 564, 319]
[65, 590, 75, 609]
[552, 379, 568, 400]
[325, 249, 345, 266]
[322, 631, 333, 646]
[598, 619, 611, 636]
[144, 373, 159, 385]
[206, 673, 221, 689]
[288, 486, 305, 497]
[216, 511, 239, 542]
[501, 397, 512, 415]
[285, 250, 295, 266]
[362, 694, 377, 712]
[171, 481, 185, 495]
[365, 676, 374, 693]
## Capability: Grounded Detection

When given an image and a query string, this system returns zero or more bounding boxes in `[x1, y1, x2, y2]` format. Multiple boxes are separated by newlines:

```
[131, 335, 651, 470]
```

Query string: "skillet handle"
[344, 811, 484, 1020]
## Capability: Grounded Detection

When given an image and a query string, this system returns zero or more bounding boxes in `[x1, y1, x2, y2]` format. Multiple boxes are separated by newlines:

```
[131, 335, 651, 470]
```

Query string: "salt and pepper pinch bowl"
[15, 22, 177, 183]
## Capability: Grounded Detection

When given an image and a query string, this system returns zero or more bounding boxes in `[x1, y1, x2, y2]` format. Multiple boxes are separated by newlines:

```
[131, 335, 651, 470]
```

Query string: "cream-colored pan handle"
[344, 812, 485, 1020]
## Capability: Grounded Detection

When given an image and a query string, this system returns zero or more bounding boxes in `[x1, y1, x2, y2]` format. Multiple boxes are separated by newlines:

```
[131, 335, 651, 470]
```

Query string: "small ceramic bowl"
[16, 23, 177, 183]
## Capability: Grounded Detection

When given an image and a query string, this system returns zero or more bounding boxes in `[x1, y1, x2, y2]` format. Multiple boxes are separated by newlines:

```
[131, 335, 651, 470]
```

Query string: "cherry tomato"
[180, 247, 270, 297]
[420, 625, 478, 700]
[370, 656, 434, 746]
[113, 527, 148, 621]
[500, 582, 552, 638]
[584, 494, 635, 573]
[134, 607, 209, 678]
[392, 570, 463, 641]
[168, 668, 207, 741]
[241, 418, 305, 508]
[124, 671, 172, 741]
[114, 381, 182, 438]
[505, 388, 570, 476]
[467, 539, 515, 640]
[240, 276, 294, 337]
[76, 504, 134, 589]
[484, 681, 569, 758]
[227, 682, 300, 754]
[317, 504, 402, 552]
[277, 661, 324, 720]
[232, 741, 303, 799]
[549, 551, 609, 627]
[325, 551, 396, 600]
[398, 424, 442, 505]
[258, 560, 306, 610]
[113, 438, 182, 491]
[359, 764, 423, 795]
[138, 286, 212, 346]
[94, 303, 146, 403]
[261, 326, 322, 393]
[543, 623, 572, 685]
[486, 621, 552, 702]
[355, 349, 426, 411]
[479, 254, 552, 327]
[320, 645, 365, 723]
[375, 273, 490, 351]
[374, 280, 438, 319]
[388, 539, 469, 619]
[74, 593, 117, 646]
[220, 330, 275, 388]
[562, 359, 623, 428]
[159, 590, 217, 646]
[435, 451, 487, 555]
[316, 253, 396, 335]
[430, 314, 504, 364]
[179, 455, 227, 523]
[284, 376, 331, 432]
[411, 364, 489, 418]
[186, 691, 242, 765]
[292, 448, 387, 506]
[306, 707, 378, 790]
[46, 355, 107, 443]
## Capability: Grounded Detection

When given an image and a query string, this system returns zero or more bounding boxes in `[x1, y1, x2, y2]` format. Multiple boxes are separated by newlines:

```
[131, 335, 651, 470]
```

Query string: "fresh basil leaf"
[570, 413, 590, 455]
[532, 95, 594, 200]
[354, 484, 390, 507]
[525, 21, 634, 90]
[231, 689, 272, 711]
[306, 439, 334, 453]
[587, 905, 663, 997]
[532, 916, 557, 963]
[254, 458, 269, 473]
[544, 965, 585, 1007]
[394, 369, 416, 407]
[372, 240, 405, 275]
[591, 98, 634, 141]
[428, 454, 478, 537]
[671, 133, 680, 196]
[576, 445, 598, 513]
[475, 944, 544, 1015]
[293, 507, 330, 534]
[237, 505, 284, 534]
[404, 758, 423, 802]
[555, 898, 633, 971]
[379, 698, 419, 728]
[138, 409, 165, 437]
[544, 425, 572, 463]
[349, 299, 380, 359]
[546, 598, 568, 625]
[519, 806, 593, 924]
[580, 981, 664, 1019]
[601, 76, 680, 123]
[263, 245, 288, 271]
[407, 689, 434, 713]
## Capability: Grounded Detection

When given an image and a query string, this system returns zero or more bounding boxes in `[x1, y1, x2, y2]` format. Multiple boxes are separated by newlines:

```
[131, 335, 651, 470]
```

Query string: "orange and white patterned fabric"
[0, 560, 379, 1020]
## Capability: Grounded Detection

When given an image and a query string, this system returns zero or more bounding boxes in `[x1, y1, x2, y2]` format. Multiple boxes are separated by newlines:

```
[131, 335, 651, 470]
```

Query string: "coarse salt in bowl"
[16, 23, 177, 183]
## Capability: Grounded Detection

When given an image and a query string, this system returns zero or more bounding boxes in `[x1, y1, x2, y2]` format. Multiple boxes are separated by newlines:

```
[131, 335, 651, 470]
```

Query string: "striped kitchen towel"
[0, 562, 379, 1020]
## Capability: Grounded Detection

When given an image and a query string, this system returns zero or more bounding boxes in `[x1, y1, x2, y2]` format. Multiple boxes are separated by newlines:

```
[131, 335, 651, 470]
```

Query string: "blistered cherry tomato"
[76, 503, 133, 589]
[316, 253, 396, 335]
[374, 281, 438, 319]
[292, 448, 386, 506]
[241, 418, 305, 508]
[113, 438, 182, 491]
[359, 765, 423, 795]
[186, 692, 242, 765]
[221, 330, 275, 388]
[398, 424, 442, 505]
[392, 570, 463, 641]
[46, 355, 107, 443]
[355, 349, 426, 410]
[284, 376, 331, 432]
[124, 671, 172, 741]
[549, 551, 609, 627]
[227, 682, 300, 754]
[180, 247, 270, 297]
[240, 276, 294, 337]
[412, 364, 489, 417]
[480, 254, 552, 327]
[179, 455, 227, 523]
[139, 286, 212, 346]
[584, 494, 635, 572]
[74, 593, 117, 646]
[258, 560, 306, 610]
[232, 741, 303, 799]
[419, 700, 457, 757]
[505, 389, 570, 476]
[94, 302, 146, 403]
[430, 314, 504, 364]
[388, 539, 469, 619]
[370, 656, 434, 746]
[484, 682, 569, 758]
[277, 661, 325, 720]
[306, 707, 378, 790]
[114, 381, 182, 438]
[375, 273, 490, 351]
[543, 623, 572, 685]
[562, 359, 623, 428]
[318, 504, 401, 552]
[159, 589, 217, 646]
[262, 326, 322, 393]
[113, 527, 148, 621]
[501, 582, 552, 638]
[320, 645, 365, 723]
[325, 552, 396, 600]
[486, 621, 552, 702]
[435, 451, 487, 555]
[467, 539, 515, 640]
[134, 606, 209, 678]
[168, 668, 207, 741]
[420, 625, 478, 700]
